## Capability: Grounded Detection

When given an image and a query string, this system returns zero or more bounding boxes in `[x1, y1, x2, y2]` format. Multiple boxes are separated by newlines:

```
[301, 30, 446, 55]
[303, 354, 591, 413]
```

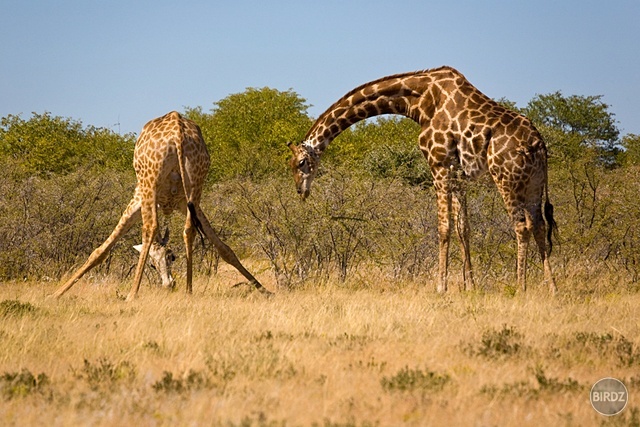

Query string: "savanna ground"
[1, 264, 639, 427]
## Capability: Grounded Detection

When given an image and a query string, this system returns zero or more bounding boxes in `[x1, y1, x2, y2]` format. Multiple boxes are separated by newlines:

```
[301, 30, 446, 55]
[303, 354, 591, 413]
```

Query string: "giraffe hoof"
[231, 281, 251, 288]
[258, 286, 274, 297]
[231, 281, 273, 296]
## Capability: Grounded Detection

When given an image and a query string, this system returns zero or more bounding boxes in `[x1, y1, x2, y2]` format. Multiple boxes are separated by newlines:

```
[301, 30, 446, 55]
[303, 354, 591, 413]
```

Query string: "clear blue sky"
[2, 1, 639, 136]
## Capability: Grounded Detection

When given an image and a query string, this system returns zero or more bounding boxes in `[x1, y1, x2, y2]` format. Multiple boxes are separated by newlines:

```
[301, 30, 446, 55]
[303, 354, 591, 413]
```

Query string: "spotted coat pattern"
[54, 112, 266, 300]
[289, 67, 556, 293]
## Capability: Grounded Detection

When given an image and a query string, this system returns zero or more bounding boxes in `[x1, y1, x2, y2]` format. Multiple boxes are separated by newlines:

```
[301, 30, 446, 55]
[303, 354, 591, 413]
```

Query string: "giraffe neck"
[303, 66, 460, 153]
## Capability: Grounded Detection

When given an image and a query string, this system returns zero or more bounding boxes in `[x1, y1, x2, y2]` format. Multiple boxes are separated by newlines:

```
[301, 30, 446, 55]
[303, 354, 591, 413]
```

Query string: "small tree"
[620, 134, 640, 166]
[0, 112, 134, 177]
[321, 116, 430, 186]
[523, 92, 620, 166]
[185, 88, 312, 182]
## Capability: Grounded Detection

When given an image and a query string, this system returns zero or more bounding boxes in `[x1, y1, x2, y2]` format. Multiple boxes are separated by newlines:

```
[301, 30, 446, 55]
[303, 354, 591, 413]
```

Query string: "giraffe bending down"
[132, 228, 175, 288]
[53, 111, 268, 300]
[288, 66, 557, 293]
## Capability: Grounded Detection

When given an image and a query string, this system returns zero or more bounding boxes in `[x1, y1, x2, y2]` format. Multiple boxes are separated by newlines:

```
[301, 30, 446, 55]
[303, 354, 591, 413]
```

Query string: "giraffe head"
[133, 228, 176, 288]
[287, 141, 320, 200]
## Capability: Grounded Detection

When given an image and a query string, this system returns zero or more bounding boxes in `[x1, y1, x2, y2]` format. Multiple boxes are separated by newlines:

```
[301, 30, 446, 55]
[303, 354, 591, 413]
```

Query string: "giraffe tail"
[544, 198, 557, 254]
[543, 153, 558, 254]
[187, 201, 206, 248]
[175, 115, 206, 248]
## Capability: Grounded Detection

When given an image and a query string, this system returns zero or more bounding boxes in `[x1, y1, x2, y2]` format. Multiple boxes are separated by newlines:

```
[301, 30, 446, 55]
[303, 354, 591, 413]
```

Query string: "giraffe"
[288, 66, 557, 293]
[53, 111, 268, 300]
[132, 227, 175, 288]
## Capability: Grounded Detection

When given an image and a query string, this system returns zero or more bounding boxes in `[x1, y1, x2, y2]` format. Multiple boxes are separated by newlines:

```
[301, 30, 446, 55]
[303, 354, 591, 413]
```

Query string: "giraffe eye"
[298, 159, 307, 168]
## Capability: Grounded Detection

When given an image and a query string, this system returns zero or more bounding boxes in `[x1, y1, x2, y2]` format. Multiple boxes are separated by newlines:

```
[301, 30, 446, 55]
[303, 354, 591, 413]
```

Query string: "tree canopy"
[0, 88, 631, 182]
[522, 92, 620, 166]
[0, 112, 135, 177]
[185, 87, 312, 182]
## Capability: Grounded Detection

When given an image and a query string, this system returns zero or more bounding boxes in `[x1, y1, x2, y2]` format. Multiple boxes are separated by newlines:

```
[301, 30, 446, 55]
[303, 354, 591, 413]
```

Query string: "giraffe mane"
[302, 140, 320, 160]
[305, 66, 461, 140]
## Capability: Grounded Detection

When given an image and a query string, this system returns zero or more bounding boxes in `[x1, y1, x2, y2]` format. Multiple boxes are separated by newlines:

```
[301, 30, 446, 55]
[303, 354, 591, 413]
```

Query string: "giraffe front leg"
[543, 257, 557, 294]
[192, 204, 271, 295]
[52, 198, 141, 299]
[183, 210, 196, 294]
[452, 189, 475, 291]
[434, 181, 452, 293]
[514, 214, 530, 292]
[127, 202, 157, 301]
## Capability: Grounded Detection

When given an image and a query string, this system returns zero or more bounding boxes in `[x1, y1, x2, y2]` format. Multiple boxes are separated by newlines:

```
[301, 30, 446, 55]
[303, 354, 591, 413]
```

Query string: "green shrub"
[152, 370, 212, 394]
[0, 159, 137, 281]
[211, 171, 439, 287]
[480, 365, 582, 399]
[0, 300, 36, 317]
[0, 369, 49, 400]
[75, 358, 137, 391]
[464, 325, 526, 359]
[381, 366, 450, 393]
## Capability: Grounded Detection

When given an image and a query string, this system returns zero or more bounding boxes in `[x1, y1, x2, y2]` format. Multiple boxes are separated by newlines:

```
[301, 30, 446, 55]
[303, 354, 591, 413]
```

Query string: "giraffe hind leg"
[187, 202, 270, 295]
[495, 180, 534, 292]
[532, 205, 557, 294]
[52, 199, 141, 298]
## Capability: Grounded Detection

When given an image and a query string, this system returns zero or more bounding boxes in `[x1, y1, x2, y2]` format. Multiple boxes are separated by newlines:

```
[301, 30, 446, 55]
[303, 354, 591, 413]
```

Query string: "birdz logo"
[590, 378, 628, 416]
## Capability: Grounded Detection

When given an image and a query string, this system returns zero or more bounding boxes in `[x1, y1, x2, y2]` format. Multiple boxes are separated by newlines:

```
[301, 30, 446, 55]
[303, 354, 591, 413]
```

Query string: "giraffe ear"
[287, 141, 296, 152]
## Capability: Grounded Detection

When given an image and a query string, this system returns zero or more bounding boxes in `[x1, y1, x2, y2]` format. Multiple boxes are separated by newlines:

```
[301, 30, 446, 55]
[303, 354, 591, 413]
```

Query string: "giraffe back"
[134, 111, 210, 215]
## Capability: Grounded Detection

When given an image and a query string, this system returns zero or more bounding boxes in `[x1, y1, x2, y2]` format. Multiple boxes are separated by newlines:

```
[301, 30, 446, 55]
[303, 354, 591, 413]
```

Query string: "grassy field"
[0, 265, 638, 427]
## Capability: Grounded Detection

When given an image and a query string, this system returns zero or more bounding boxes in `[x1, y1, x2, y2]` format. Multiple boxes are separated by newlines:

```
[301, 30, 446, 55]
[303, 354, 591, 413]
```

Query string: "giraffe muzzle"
[298, 187, 310, 200]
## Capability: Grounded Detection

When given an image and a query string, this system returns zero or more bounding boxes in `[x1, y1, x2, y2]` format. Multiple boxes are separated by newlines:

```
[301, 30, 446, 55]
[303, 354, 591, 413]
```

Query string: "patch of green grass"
[328, 332, 371, 349]
[532, 365, 582, 393]
[502, 285, 518, 298]
[75, 358, 136, 390]
[208, 343, 299, 381]
[600, 406, 640, 427]
[480, 380, 536, 399]
[551, 331, 640, 367]
[464, 324, 526, 359]
[480, 365, 583, 399]
[152, 370, 212, 394]
[226, 412, 288, 427]
[0, 369, 49, 400]
[381, 366, 450, 393]
[348, 356, 387, 373]
[142, 340, 161, 353]
[0, 299, 36, 317]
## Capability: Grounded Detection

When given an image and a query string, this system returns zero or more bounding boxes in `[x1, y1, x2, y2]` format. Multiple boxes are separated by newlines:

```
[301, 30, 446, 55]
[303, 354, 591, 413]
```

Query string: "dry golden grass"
[0, 266, 638, 426]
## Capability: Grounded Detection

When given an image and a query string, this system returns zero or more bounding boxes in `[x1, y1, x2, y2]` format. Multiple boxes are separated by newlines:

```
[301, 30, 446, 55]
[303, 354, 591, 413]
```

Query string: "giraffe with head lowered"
[53, 111, 268, 300]
[289, 66, 557, 293]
